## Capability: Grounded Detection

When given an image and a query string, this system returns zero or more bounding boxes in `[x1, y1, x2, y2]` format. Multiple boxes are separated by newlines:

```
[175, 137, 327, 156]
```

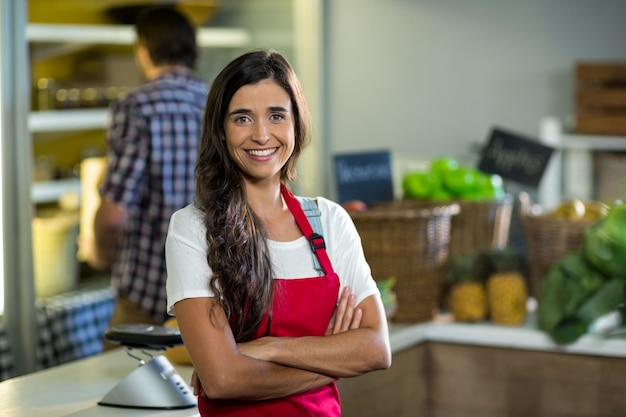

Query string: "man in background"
[84, 7, 208, 349]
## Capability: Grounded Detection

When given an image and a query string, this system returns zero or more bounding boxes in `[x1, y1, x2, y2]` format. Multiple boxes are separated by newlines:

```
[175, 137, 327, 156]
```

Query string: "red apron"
[198, 186, 341, 416]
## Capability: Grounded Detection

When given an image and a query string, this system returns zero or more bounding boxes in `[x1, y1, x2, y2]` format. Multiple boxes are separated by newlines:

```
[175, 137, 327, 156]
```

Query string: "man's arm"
[87, 197, 128, 270]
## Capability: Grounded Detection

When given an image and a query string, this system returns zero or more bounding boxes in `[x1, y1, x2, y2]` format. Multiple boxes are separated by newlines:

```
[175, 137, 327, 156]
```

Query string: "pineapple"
[445, 253, 488, 322]
[449, 281, 488, 322]
[485, 248, 529, 326]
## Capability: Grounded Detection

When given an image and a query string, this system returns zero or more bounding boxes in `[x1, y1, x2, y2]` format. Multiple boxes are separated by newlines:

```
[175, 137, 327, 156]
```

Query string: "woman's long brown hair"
[194, 50, 312, 342]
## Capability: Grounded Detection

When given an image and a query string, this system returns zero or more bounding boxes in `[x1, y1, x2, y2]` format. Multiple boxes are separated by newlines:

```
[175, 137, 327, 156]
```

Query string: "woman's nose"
[253, 121, 270, 143]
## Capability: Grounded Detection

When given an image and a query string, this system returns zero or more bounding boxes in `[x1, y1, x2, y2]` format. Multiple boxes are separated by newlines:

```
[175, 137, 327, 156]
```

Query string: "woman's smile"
[247, 147, 279, 158]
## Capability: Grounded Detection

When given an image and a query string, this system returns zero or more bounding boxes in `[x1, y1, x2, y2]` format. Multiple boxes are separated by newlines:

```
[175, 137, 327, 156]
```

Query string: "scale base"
[98, 355, 196, 410]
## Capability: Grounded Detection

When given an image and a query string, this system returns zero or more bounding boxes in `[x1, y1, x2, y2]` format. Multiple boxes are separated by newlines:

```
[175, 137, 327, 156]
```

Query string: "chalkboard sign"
[478, 127, 555, 188]
[334, 150, 394, 205]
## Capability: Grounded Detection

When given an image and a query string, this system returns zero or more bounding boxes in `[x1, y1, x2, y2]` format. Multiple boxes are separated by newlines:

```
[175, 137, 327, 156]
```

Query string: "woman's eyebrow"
[268, 106, 290, 112]
[228, 106, 290, 116]
[227, 108, 251, 116]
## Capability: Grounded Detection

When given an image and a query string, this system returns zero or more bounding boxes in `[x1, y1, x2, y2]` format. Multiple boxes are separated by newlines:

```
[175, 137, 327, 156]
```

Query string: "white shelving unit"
[31, 178, 81, 204]
[29, 108, 109, 133]
[538, 117, 626, 209]
[28, 23, 251, 133]
[27, 23, 251, 48]
[28, 23, 251, 201]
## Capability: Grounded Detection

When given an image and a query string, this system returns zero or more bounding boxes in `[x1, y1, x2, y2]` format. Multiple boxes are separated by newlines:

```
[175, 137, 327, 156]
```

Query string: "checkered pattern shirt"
[100, 69, 208, 323]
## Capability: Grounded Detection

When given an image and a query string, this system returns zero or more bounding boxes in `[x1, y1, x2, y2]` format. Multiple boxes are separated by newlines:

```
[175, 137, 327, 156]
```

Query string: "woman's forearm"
[242, 327, 389, 378]
[201, 354, 336, 401]
[177, 298, 336, 401]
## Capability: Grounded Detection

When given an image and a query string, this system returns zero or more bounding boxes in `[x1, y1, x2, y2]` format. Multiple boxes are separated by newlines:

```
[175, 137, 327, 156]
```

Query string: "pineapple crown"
[445, 247, 528, 285]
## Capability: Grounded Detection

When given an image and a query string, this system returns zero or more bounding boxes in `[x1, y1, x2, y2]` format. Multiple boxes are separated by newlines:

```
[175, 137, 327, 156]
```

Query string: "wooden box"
[594, 151, 626, 203]
[575, 62, 626, 135]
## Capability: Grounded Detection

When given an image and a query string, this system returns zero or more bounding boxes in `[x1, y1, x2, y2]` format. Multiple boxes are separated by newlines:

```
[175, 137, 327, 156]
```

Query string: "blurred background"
[2, 2, 626, 413]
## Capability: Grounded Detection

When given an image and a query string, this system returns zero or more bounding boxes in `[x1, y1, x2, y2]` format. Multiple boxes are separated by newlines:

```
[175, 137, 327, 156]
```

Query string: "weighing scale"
[98, 323, 196, 410]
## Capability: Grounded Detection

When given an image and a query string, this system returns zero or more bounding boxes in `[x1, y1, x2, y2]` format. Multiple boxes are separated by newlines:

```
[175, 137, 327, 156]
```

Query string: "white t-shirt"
[165, 196, 380, 316]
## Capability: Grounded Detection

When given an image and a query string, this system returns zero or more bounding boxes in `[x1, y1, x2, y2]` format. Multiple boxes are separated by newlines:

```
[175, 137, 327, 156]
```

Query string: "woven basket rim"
[520, 212, 596, 227]
[454, 193, 514, 205]
[351, 201, 460, 221]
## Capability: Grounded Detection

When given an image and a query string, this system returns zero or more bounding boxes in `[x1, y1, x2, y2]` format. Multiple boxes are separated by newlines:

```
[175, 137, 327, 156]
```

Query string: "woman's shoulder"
[169, 203, 205, 235]
[302, 195, 353, 227]
[311, 195, 342, 213]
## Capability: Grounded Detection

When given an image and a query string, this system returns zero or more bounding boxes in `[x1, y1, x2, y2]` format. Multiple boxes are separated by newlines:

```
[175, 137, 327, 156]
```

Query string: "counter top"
[389, 316, 626, 358]
[0, 348, 197, 417]
[2, 319, 625, 416]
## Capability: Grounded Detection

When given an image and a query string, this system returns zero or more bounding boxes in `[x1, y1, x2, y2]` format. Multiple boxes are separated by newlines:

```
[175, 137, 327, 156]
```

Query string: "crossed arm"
[174, 287, 391, 401]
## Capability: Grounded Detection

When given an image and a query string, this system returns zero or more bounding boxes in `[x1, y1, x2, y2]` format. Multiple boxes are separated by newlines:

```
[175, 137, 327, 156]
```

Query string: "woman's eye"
[235, 115, 250, 124]
[270, 113, 285, 122]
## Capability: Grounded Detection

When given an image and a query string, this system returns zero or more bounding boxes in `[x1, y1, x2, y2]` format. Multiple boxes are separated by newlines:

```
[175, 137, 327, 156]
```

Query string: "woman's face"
[224, 79, 295, 185]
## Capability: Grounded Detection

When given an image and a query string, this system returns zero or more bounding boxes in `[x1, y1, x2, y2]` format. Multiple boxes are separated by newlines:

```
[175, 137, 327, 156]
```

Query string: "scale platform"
[98, 324, 196, 410]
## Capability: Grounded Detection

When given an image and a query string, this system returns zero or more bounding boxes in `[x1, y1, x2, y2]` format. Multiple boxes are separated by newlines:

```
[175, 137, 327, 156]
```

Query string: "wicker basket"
[449, 196, 513, 257]
[351, 201, 459, 323]
[520, 209, 594, 299]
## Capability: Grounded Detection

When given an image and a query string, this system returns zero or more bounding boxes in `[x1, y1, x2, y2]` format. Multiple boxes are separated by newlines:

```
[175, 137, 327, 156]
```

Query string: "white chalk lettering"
[486, 139, 543, 175]
[336, 161, 391, 185]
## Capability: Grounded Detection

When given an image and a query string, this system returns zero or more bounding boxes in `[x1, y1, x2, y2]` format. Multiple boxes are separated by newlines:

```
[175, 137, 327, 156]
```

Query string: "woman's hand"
[190, 370, 205, 397]
[326, 286, 362, 335]
[236, 286, 363, 361]
[231, 290, 386, 380]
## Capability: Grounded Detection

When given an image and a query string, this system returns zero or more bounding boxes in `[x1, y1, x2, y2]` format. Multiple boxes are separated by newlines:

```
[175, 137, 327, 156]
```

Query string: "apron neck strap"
[281, 185, 335, 276]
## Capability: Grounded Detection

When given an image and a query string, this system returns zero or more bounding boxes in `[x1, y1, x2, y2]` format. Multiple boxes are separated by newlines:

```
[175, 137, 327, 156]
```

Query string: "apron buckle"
[309, 233, 326, 252]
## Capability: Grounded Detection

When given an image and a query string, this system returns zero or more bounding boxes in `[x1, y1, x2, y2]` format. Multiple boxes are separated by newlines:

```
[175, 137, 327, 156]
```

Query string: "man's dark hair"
[135, 7, 197, 69]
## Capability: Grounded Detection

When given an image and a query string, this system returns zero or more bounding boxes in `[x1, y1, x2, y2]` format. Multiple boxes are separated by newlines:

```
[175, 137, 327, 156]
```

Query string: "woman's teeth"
[248, 148, 276, 156]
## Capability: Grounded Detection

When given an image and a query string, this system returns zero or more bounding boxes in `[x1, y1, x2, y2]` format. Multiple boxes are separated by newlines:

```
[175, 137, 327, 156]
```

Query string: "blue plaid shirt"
[100, 69, 208, 322]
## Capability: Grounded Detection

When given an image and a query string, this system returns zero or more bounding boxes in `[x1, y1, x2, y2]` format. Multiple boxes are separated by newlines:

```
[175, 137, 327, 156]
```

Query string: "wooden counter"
[1, 317, 625, 417]
[338, 316, 626, 417]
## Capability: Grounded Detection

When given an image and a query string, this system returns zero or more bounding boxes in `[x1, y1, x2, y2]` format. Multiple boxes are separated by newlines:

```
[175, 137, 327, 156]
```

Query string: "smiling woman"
[165, 49, 391, 416]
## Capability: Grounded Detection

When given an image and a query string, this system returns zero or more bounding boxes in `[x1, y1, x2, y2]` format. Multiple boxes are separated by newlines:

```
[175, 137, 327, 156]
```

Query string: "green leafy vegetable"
[551, 318, 589, 345]
[576, 278, 625, 323]
[538, 201, 626, 344]
[583, 203, 626, 278]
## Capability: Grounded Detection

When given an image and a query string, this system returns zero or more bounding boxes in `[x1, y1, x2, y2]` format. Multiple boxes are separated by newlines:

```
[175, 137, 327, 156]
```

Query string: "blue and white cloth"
[0, 280, 116, 382]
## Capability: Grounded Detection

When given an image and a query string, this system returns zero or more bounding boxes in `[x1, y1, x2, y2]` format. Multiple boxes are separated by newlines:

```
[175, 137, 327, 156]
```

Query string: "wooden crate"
[594, 151, 626, 204]
[575, 62, 626, 135]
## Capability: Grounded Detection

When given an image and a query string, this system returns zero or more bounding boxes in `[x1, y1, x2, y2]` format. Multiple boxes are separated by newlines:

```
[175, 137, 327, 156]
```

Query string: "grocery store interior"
[1, 1, 626, 416]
